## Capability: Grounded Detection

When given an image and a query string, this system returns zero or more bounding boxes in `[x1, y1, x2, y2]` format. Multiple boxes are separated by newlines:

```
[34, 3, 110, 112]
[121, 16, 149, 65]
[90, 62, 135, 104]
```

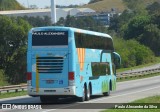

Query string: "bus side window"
[91, 62, 110, 76]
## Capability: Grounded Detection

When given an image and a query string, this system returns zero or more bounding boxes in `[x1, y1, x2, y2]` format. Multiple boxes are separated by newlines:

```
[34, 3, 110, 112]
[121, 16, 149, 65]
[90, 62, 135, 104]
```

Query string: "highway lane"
[0, 75, 160, 112]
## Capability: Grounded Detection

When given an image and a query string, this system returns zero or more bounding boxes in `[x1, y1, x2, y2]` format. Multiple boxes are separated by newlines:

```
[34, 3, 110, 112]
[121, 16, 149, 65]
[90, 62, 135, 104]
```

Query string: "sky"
[17, 0, 90, 8]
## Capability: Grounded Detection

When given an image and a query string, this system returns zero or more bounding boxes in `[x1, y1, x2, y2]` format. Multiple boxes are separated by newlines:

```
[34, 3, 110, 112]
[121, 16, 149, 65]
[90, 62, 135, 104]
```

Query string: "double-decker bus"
[27, 26, 121, 102]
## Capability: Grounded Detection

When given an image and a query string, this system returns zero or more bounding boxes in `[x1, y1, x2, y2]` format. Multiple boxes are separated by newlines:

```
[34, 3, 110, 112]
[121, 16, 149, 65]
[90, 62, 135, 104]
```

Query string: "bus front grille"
[36, 57, 64, 73]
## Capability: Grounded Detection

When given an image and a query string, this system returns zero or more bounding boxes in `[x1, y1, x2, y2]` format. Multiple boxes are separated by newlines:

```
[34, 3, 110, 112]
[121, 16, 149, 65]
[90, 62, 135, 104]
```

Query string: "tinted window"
[32, 31, 68, 46]
[75, 33, 114, 50]
[91, 62, 110, 76]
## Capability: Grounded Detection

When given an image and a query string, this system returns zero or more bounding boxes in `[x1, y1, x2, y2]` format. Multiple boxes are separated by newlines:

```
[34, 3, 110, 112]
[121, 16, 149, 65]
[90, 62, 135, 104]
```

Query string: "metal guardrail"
[117, 68, 160, 79]
[0, 84, 27, 94]
[0, 68, 160, 94]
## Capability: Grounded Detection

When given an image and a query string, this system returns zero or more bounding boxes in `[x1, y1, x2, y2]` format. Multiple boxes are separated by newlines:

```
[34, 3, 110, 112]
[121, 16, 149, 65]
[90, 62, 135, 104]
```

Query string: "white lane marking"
[42, 85, 160, 112]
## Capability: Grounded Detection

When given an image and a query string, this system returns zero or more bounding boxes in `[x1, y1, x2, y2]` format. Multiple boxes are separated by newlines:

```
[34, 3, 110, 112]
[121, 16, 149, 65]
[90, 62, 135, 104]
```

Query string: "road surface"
[1, 75, 160, 112]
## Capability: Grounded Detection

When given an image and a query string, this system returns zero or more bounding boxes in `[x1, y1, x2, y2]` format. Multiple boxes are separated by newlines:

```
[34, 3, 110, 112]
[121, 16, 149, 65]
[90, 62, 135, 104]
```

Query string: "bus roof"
[30, 26, 112, 39]
[30, 26, 114, 51]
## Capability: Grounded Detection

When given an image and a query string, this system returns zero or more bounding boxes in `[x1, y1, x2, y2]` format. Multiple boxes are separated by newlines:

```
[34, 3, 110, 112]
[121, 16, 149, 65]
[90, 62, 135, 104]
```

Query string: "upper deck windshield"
[32, 31, 68, 46]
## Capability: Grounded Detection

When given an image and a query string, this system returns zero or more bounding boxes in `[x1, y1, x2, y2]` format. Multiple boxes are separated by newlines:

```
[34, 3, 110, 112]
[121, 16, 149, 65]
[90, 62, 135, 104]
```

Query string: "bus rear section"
[27, 29, 76, 101]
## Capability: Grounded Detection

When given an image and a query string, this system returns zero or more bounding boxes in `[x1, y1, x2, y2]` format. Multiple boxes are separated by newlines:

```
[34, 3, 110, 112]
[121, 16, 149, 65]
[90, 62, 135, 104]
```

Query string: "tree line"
[109, 0, 160, 56]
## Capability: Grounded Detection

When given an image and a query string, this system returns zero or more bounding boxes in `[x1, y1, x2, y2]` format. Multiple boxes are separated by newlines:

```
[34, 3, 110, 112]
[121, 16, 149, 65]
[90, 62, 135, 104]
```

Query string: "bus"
[27, 26, 121, 102]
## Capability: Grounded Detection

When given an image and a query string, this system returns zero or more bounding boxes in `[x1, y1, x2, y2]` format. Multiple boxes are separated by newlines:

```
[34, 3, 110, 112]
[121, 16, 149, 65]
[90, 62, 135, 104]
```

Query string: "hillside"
[83, 0, 126, 12]
[83, 0, 160, 12]
[0, 0, 25, 11]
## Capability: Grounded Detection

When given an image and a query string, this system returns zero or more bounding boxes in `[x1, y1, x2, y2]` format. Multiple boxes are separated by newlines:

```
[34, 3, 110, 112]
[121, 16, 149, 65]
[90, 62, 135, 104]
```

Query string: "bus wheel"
[85, 85, 90, 101]
[78, 86, 85, 102]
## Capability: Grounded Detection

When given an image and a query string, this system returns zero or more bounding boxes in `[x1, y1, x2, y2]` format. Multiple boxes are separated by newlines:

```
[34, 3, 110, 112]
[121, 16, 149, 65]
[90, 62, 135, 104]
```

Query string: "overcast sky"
[17, 0, 90, 8]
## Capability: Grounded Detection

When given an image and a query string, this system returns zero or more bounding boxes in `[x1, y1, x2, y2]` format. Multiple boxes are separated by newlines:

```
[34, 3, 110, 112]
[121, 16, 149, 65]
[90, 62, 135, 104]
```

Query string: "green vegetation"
[109, 0, 160, 56]
[0, 91, 27, 99]
[117, 57, 160, 73]
[19, 16, 52, 27]
[83, 0, 126, 12]
[0, 15, 31, 84]
[103, 95, 160, 112]
[0, 70, 8, 86]
[114, 38, 155, 68]
[0, 0, 25, 11]
[83, 0, 159, 12]
[57, 15, 106, 32]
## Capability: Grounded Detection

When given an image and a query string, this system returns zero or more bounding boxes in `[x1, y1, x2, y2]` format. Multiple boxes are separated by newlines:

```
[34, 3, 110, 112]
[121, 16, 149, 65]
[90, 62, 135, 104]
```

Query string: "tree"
[123, 0, 147, 15]
[20, 16, 52, 27]
[56, 15, 107, 32]
[147, 2, 160, 28]
[114, 37, 155, 67]
[123, 15, 151, 40]
[140, 24, 160, 56]
[0, 15, 31, 84]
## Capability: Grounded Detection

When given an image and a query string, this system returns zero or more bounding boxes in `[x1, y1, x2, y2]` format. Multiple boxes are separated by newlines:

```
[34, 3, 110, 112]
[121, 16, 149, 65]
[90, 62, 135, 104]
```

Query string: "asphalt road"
[1, 75, 160, 112]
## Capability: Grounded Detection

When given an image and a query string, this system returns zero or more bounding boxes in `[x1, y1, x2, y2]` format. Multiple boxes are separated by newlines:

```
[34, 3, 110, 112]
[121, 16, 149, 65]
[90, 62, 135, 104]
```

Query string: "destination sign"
[32, 31, 68, 46]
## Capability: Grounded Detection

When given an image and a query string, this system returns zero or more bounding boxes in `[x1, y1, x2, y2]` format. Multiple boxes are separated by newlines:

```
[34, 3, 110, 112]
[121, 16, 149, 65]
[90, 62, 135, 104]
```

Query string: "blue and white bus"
[27, 26, 121, 102]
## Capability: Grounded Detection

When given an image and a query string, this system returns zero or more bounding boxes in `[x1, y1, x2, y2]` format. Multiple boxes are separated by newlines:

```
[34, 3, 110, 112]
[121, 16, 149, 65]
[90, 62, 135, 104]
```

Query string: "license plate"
[46, 80, 54, 84]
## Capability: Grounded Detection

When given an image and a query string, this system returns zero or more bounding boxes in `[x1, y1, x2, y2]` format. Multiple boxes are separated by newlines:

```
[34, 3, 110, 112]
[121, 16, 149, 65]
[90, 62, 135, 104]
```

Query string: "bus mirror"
[113, 52, 121, 67]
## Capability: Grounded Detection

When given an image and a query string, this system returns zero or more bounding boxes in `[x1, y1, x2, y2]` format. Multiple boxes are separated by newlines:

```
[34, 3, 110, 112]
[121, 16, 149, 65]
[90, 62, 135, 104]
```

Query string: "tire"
[103, 89, 110, 96]
[78, 85, 85, 102]
[85, 85, 90, 101]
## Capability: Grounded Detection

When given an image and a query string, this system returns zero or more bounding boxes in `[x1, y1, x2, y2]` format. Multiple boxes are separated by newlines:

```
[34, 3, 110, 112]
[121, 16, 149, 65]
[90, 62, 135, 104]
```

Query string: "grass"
[82, 0, 126, 12]
[102, 96, 160, 112]
[0, 69, 9, 86]
[0, 0, 25, 11]
[117, 73, 160, 82]
[82, 0, 159, 12]
[0, 91, 27, 99]
[117, 57, 160, 73]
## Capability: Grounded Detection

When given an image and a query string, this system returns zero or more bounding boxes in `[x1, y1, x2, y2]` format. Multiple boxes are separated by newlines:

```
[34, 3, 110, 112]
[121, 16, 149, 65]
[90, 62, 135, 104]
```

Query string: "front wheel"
[85, 85, 90, 101]
[103, 90, 110, 96]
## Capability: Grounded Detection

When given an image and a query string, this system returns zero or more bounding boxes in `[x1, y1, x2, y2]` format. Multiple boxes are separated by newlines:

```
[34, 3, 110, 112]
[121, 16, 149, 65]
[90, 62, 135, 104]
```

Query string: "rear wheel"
[85, 85, 90, 101]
